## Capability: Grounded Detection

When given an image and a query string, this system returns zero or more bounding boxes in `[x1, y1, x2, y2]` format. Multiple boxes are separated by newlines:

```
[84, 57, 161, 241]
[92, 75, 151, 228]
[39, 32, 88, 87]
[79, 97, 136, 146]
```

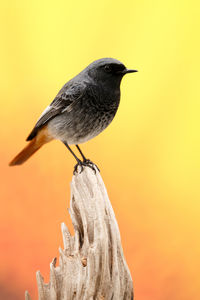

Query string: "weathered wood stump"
[25, 167, 133, 300]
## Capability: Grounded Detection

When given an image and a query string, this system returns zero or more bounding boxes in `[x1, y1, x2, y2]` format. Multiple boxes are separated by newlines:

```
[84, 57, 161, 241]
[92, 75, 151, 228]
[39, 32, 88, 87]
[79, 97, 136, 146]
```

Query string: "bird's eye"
[104, 65, 112, 73]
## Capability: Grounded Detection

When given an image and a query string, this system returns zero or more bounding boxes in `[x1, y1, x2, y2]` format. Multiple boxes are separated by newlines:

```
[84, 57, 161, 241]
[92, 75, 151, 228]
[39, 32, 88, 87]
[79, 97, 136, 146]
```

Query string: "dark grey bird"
[9, 58, 137, 172]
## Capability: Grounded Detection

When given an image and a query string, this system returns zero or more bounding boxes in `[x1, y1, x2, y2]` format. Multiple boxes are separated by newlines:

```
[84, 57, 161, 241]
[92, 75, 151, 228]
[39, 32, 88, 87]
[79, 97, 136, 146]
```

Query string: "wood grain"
[25, 167, 133, 300]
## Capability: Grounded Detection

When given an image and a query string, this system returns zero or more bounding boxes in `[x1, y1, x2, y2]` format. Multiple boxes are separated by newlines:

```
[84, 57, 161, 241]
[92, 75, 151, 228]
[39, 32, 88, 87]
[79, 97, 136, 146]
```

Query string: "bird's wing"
[26, 82, 86, 141]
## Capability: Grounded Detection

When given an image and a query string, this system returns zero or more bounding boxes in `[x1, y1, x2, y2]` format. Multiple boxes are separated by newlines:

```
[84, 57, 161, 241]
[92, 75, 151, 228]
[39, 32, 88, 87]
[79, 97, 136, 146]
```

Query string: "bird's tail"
[9, 126, 53, 166]
[9, 139, 42, 166]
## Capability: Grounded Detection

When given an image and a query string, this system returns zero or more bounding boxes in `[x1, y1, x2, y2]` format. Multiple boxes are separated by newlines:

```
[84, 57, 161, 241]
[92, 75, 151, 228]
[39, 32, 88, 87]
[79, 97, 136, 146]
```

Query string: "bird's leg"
[63, 142, 83, 174]
[63, 142, 98, 174]
[76, 145, 100, 172]
[75, 145, 87, 161]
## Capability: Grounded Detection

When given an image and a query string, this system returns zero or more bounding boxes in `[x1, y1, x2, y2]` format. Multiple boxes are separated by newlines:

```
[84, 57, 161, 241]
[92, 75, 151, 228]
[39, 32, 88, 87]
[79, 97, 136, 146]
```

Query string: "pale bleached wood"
[26, 167, 133, 300]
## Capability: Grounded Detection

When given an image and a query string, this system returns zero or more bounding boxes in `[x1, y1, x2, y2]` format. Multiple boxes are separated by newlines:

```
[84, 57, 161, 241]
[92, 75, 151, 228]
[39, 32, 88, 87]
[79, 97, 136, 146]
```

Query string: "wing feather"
[26, 82, 85, 141]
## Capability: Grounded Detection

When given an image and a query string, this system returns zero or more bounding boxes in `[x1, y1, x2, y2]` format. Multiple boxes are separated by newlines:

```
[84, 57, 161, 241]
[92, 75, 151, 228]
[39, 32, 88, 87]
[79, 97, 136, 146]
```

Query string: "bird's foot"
[83, 159, 100, 172]
[73, 160, 84, 174]
[73, 159, 99, 175]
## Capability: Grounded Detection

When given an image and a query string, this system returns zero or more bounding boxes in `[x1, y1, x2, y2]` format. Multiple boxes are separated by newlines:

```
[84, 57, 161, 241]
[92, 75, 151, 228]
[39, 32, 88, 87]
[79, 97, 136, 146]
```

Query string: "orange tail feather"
[9, 139, 42, 166]
[9, 126, 53, 166]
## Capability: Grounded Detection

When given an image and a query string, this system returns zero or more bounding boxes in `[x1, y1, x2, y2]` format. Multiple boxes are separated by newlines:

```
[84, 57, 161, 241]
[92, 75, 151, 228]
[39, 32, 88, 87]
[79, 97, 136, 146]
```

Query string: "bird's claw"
[83, 159, 100, 172]
[73, 161, 84, 175]
[73, 159, 100, 175]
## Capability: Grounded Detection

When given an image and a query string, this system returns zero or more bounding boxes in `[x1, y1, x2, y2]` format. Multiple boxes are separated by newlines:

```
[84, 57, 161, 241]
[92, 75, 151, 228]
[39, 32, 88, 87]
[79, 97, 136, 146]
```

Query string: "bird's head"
[84, 58, 137, 87]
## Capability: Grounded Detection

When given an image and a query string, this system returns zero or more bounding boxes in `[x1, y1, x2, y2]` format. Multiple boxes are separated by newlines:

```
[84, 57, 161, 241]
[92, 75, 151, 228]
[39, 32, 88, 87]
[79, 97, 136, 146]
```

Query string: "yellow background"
[0, 1, 200, 299]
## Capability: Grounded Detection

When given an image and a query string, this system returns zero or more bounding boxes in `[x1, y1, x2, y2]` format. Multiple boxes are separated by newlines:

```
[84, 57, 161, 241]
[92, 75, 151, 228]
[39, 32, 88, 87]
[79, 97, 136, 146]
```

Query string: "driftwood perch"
[25, 167, 133, 300]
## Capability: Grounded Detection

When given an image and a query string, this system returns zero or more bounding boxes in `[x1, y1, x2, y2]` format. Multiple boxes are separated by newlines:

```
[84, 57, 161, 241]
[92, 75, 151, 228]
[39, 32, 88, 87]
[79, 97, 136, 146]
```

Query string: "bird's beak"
[124, 69, 138, 74]
[116, 69, 138, 75]
[117, 69, 138, 75]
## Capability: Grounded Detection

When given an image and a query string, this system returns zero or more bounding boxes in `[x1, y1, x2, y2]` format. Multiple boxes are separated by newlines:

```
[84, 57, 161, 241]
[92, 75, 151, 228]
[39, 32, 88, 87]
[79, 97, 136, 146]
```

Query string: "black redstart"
[9, 58, 137, 172]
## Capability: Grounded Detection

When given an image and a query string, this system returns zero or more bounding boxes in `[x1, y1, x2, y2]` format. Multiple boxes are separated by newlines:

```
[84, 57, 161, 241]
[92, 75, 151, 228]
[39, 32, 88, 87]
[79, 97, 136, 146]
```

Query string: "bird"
[9, 58, 137, 173]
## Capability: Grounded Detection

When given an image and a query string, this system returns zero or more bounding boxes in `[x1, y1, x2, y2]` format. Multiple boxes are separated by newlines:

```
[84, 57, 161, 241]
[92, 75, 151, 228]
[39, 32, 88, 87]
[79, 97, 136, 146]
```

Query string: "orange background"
[0, 1, 200, 299]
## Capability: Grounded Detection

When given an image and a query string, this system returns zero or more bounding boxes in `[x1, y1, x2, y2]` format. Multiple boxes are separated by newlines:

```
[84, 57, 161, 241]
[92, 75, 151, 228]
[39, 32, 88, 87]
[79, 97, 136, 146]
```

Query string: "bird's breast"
[48, 86, 120, 145]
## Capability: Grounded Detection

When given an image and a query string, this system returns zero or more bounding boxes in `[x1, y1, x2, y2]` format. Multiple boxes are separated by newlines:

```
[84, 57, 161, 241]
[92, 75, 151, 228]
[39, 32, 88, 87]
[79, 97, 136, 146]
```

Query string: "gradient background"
[0, 1, 200, 299]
